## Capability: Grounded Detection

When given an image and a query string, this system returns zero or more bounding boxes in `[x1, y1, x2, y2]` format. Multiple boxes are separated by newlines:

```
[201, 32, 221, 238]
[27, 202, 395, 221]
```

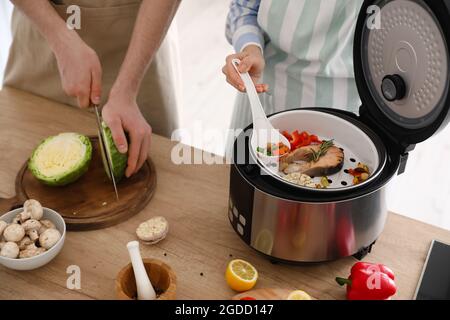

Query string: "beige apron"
[3, 0, 180, 137]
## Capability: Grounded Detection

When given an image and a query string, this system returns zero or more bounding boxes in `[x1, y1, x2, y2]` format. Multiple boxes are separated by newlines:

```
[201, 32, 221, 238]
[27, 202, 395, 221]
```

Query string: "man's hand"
[102, 92, 152, 178]
[10, 0, 102, 108]
[101, 0, 180, 177]
[53, 32, 102, 108]
[222, 45, 268, 93]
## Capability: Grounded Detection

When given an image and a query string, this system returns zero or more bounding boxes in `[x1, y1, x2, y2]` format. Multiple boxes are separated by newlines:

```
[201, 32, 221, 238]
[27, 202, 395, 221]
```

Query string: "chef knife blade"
[93, 105, 119, 200]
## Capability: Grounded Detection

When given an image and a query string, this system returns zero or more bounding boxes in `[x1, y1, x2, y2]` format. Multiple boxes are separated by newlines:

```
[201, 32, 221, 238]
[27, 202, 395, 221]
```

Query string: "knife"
[93, 104, 119, 200]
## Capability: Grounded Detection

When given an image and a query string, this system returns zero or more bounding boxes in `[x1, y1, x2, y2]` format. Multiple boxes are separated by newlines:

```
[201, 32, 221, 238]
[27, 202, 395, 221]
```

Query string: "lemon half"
[225, 259, 258, 292]
[287, 290, 312, 300]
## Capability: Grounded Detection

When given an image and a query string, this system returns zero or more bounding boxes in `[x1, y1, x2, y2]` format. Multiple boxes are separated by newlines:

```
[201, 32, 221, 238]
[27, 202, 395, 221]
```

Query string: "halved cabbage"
[28, 133, 92, 186]
[99, 122, 128, 182]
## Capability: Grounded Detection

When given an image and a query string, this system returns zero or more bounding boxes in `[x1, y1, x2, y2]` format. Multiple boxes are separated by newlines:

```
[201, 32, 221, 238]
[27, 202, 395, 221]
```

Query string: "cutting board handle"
[0, 196, 22, 214]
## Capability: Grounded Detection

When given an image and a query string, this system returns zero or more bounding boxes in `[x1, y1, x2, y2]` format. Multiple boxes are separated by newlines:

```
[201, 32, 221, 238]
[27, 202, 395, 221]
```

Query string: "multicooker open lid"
[355, 0, 450, 147]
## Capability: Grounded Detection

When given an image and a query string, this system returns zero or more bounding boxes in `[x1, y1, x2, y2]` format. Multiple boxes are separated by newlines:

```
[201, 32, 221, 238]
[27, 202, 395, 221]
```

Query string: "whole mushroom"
[0, 242, 19, 258]
[18, 236, 33, 250]
[38, 219, 56, 235]
[22, 219, 42, 232]
[3, 224, 25, 242]
[0, 220, 7, 237]
[19, 243, 46, 259]
[11, 214, 21, 224]
[39, 228, 61, 249]
[27, 229, 39, 242]
[18, 210, 31, 222]
[23, 199, 43, 220]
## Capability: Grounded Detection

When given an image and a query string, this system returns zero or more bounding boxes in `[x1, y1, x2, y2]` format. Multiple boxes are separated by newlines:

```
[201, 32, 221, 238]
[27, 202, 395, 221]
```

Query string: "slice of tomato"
[240, 297, 256, 300]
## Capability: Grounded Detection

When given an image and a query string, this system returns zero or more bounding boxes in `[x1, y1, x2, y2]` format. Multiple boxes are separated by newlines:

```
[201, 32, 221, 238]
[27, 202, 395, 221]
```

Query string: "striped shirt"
[226, 0, 362, 110]
[225, 0, 264, 53]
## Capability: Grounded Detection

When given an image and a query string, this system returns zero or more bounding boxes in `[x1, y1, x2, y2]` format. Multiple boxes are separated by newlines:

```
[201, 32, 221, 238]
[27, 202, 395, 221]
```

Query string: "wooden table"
[1, 87, 450, 300]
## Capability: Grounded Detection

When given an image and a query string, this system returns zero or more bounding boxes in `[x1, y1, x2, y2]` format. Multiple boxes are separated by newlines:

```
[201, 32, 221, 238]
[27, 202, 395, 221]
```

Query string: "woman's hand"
[222, 45, 268, 93]
[53, 31, 102, 108]
[101, 91, 152, 178]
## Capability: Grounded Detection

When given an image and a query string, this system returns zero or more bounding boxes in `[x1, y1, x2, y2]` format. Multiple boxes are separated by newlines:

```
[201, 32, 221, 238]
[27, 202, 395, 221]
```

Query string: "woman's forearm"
[10, 0, 76, 53]
[111, 0, 180, 100]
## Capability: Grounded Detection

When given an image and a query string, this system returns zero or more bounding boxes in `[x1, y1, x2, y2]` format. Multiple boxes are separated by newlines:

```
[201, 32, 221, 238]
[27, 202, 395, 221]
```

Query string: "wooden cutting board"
[0, 137, 156, 231]
[232, 289, 293, 300]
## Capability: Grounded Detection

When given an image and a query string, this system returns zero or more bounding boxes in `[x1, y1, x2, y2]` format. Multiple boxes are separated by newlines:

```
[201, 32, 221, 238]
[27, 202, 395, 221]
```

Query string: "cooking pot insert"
[248, 110, 386, 192]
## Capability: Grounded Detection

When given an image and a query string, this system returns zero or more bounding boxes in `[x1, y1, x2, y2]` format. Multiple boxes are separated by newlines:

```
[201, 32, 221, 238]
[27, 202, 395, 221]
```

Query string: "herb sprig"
[307, 140, 334, 162]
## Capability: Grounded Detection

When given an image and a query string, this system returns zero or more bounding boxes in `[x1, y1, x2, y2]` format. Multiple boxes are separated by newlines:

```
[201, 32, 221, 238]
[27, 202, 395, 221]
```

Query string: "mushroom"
[39, 228, 61, 249]
[17, 236, 33, 250]
[0, 242, 19, 258]
[0, 220, 7, 238]
[23, 199, 43, 220]
[18, 210, 31, 222]
[38, 219, 56, 235]
[0, 241, 5, 250]
[27, 229, 39, 242]
[21, 219, 42, 232]
[3, 224, 25, 242]
[11, 214, 21, 224]
[19, 243, 46, 259]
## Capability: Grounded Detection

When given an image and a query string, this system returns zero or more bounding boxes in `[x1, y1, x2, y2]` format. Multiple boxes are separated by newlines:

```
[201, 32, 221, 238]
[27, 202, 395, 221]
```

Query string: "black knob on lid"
[381, 74, 407, 102]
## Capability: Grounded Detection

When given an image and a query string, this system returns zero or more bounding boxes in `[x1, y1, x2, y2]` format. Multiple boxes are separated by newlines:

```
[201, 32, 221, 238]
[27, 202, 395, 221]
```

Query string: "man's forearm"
[111, 0, 181, 100]
[10, 0, 75, 53]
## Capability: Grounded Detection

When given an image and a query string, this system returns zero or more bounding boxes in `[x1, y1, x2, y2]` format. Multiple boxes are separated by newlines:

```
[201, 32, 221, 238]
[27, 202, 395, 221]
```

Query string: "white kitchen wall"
[0, 0, 449, 231]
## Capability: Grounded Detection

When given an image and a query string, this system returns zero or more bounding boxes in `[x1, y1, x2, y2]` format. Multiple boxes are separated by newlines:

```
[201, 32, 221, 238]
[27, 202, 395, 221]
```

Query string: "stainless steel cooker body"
[229, 108, 400, 263]
[229, 166, 389, 263]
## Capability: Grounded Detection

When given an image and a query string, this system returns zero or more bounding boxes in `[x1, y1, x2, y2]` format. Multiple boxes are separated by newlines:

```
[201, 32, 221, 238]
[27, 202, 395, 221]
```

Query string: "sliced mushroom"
[0, 242, 19, 258]
[23, 199, 43, 220]
[0, 241, 5, 250]
[39, 228, 61, 249]
[17, 236, 33, 250]
[27, 229, 39, 242]
[136, 216, 169, 244]
[3, 224, 25, 242]
[38, 219, 56, 235]
[19, 243, 46, 259]
[0, 221, 7, 238]
[22, 219, 42, 232]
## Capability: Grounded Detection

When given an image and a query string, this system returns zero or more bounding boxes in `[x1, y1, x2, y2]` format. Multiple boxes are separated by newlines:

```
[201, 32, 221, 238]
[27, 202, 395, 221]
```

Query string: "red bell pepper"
[310, 134, 321, 144]
[282, 130, 322, 150]
[290, 130, 302, 149]
[300, 131, 311, 146]
[336, 262, 397, 300]
[281, 130, 293, 141]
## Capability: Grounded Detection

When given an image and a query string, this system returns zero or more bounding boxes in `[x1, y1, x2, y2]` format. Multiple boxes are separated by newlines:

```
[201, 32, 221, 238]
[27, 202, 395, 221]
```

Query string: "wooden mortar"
[116, 258, 176, 300]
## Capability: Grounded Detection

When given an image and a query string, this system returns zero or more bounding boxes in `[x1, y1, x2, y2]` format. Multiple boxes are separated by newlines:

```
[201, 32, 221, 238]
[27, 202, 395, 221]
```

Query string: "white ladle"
[231, 59, 291, 163]
[126, 241, 156, 300]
